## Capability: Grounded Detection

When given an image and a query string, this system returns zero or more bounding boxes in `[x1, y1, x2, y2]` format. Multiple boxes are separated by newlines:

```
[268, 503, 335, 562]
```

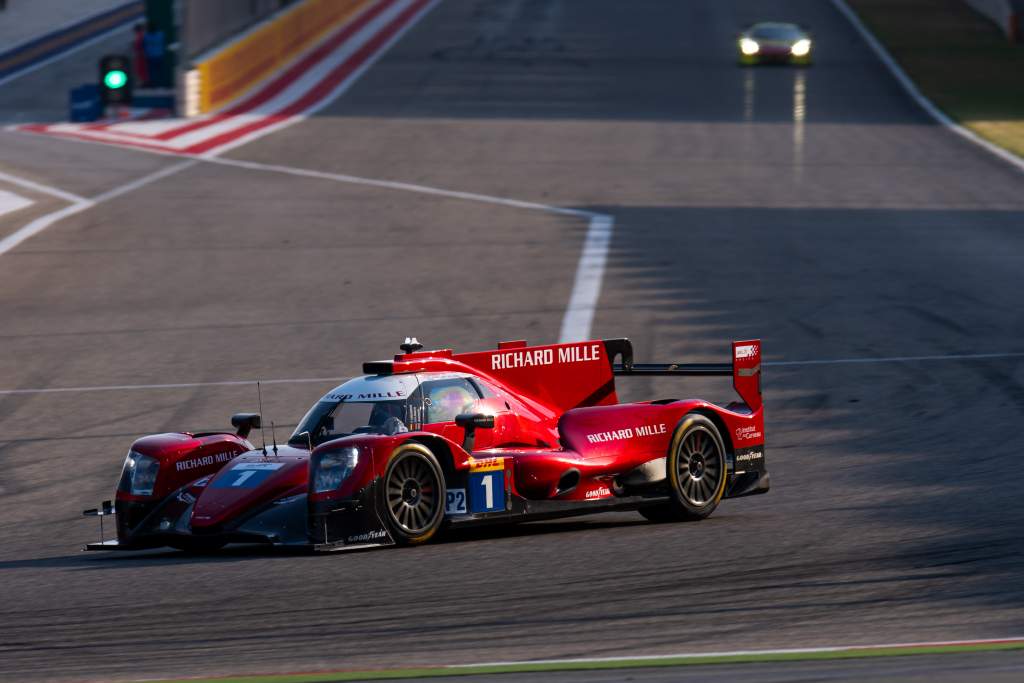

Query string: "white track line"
[0, 147, 615, 343]
[0, 200, 93, 255]
[204, 156, 596, 217]
[0, 376, 345, 396]
[0, 0, 611, 343]
[559, 214, 614, 342]
[457, 636, 1024, 668]
[767, 351, 1024, 367]
[0, 189, 33, 217]
[90, 159, 197, 203]
[0, 169, 89, 203]
[0, 160, 194, 256]
[202, 156, 614, 342]
[831, 0, 1024, 173]
[4, 350, 1023, 395]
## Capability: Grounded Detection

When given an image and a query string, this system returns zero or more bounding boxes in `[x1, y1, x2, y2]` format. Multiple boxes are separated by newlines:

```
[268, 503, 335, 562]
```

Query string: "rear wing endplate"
[605, 338, 762, 410]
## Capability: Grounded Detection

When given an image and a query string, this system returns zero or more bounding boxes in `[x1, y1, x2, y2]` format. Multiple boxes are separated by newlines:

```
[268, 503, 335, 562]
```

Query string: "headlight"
[740, 38, 760, 56]
[118, 450, 160, 496]
[312, 447, 359, 493]
[791, 39, 811, 57]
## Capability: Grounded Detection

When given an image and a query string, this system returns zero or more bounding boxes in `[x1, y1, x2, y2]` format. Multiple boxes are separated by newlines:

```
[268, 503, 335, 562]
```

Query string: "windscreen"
[751, 25, 803, 41]
[289, 399, 414, 446]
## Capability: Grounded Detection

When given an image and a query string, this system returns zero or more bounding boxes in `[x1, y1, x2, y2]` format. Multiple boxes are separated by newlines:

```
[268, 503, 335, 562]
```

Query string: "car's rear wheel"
[380, 444, 446, 545]
[639, 414, 727, 522]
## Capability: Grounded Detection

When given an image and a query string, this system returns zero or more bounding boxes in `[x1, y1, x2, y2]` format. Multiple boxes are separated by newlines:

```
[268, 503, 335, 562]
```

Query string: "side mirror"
[231, 412, 261, 438]
[455, 413, 494, 452]
[455, 413, 494, 429]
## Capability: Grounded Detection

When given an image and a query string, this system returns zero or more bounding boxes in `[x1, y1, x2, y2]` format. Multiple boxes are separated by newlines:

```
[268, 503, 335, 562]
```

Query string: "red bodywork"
[305, 337, 767, 547]
[94, 337, 766, 551]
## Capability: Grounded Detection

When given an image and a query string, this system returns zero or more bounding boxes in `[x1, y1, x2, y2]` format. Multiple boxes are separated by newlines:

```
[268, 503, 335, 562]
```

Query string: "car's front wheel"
[639, 413, 727, 522]
[380, 444, 446, 545]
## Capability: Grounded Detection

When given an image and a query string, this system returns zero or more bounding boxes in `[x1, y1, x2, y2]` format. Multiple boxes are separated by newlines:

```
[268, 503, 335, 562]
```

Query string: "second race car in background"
[738, 22, 813, 65]
[85, 336, 768, 552]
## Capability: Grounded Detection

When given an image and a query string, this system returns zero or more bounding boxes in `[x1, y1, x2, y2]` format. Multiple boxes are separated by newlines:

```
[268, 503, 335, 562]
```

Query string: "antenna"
[257, 380, 267, 455]
[270, 421, 278, 455]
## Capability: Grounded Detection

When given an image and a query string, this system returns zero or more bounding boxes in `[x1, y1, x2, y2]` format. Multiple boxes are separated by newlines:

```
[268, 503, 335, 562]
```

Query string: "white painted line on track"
[0, 200, 93, 256]
[5, 350, 1024, 395]
[204, 156, 595, 217]
[0, 160, 195, 256]
[89, 159, 197, 203]
[0, 169, 89, 203]
[456, 636, 1024, 668]
[202, 156, 614, 342]
[831, 0, 1024, 173]
[0, 138, 613, 342]
[0, 0, 610, 343]
[0, 189, 34, 217]
[0, 377, 345, 396]
[559, 214, 614, 343]
[766, 351, 1024, 367]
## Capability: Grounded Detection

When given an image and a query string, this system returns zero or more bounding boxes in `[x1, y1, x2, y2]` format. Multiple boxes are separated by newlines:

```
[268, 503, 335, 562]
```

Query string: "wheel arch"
[402, 434, 458, 480]
[688, 408, 734, 460]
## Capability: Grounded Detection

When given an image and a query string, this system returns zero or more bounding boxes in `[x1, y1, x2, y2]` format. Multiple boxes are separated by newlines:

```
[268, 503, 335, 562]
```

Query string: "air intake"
[556, 469, 580, 495]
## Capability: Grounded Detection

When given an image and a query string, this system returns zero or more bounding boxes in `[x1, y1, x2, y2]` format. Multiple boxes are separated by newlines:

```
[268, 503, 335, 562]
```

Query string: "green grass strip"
[143, 640, 1024, 683]
[845, 0, 1024, 159]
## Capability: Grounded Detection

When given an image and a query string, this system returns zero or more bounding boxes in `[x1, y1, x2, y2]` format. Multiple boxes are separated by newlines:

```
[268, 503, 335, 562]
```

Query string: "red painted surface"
[122, 431, 250, 501]
[312, 339, 765, 505]
[190, 446, 308, 528]
[112, 337, 764, 541]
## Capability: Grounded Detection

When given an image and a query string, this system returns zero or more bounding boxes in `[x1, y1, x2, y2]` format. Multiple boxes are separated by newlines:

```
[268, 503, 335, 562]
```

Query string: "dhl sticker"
[469, 457, 504, 472]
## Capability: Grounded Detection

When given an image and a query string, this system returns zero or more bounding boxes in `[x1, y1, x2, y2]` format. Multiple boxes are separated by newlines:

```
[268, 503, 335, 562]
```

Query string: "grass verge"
[845, 0, 1024, 158]
[142, 639, 1024, 683]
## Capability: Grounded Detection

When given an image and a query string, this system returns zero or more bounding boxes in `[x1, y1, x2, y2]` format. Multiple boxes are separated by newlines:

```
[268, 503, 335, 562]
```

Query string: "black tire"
[639, 413, 728, 523]
[379, 444, 446, 545]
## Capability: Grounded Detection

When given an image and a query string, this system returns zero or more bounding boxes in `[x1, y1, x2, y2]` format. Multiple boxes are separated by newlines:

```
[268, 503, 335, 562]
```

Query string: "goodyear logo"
[469, 457, 504, 472]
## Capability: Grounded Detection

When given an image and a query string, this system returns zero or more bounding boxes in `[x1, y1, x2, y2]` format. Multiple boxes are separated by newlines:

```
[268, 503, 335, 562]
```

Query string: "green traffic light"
[104, 69, 128, 89]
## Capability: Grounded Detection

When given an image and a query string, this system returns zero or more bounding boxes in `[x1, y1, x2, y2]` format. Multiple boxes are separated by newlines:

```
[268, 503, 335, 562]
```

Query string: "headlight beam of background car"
[738, 21, 812, 66]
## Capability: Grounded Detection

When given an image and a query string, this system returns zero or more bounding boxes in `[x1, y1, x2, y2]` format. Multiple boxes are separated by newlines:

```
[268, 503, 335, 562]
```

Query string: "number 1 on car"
[469, 470, 504, 513]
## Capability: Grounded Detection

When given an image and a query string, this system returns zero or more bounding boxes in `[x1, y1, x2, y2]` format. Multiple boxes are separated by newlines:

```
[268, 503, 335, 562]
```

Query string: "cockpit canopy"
[748, 22, 805, 42]
[288, 373, 486, 447]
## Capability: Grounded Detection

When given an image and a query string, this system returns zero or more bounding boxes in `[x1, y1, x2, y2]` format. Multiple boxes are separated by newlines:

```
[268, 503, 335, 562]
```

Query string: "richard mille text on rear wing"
[84, 336, 767, 553]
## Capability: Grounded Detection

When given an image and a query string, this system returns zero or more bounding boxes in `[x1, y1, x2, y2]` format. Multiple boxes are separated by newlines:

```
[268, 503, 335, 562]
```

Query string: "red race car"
[84, 337, 767, 552]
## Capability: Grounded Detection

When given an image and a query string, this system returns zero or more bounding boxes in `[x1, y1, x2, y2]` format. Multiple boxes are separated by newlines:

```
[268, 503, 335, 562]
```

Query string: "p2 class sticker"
[446, 488, 468, 515]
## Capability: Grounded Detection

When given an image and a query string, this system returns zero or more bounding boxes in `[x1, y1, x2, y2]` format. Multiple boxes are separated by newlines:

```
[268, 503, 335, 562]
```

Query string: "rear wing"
[606, 338, 762, 411]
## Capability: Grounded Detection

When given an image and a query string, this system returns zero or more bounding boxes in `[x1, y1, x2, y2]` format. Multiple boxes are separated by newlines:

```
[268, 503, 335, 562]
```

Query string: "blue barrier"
[69, 84, 102, 122]
[0, 1, 144, 83]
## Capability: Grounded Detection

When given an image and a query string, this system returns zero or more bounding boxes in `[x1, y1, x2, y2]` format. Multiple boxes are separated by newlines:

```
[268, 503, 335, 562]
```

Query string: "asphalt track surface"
[0, 1, 1022, 682]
